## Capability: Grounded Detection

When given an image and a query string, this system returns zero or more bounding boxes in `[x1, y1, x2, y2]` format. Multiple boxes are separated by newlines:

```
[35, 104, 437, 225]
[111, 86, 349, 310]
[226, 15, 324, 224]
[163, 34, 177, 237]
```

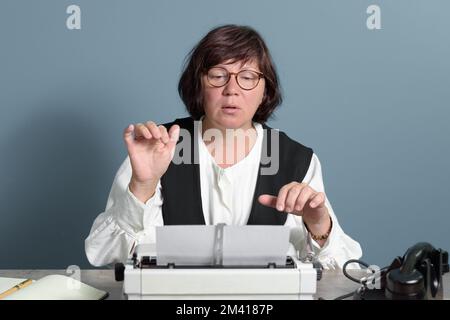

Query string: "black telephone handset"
[354, 242, 449, 300]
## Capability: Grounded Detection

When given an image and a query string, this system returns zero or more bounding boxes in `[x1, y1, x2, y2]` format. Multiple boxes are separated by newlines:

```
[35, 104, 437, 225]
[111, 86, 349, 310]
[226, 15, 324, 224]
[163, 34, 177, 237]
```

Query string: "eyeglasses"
[206, 67, 265, 90]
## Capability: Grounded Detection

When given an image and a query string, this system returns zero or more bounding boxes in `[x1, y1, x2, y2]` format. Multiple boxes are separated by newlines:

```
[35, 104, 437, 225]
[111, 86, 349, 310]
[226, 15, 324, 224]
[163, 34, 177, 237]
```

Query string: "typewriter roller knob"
[115, 263, 125, 282]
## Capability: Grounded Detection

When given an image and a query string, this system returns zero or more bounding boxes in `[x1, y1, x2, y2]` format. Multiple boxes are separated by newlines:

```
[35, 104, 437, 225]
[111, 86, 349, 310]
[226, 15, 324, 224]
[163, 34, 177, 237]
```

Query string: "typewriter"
[115, 225, 319, 300]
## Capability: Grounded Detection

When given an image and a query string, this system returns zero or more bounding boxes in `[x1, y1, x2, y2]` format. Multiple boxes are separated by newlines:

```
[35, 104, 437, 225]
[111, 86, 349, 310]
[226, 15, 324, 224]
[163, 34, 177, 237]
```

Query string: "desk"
[1, 269, 449, 300]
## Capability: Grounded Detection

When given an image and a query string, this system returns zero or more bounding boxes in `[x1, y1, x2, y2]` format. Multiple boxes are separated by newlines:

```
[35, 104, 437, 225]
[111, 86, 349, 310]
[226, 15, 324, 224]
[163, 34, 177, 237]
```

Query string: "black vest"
[161, 117, 313, 225]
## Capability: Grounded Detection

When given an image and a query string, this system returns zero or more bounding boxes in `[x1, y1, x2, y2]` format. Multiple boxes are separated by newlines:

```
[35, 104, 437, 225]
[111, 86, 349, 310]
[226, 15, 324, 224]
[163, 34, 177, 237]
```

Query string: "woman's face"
[202, 59, 265, 130]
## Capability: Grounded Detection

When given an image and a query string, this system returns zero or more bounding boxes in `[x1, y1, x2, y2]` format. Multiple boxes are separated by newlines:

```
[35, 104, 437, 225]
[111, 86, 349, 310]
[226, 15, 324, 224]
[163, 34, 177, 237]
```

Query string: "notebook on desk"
[0, 275, 108, 300]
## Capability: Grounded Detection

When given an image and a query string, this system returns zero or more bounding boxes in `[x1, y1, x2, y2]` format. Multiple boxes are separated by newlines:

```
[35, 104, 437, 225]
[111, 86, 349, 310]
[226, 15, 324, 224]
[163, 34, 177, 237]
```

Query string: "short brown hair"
[178, 24, 282, 123]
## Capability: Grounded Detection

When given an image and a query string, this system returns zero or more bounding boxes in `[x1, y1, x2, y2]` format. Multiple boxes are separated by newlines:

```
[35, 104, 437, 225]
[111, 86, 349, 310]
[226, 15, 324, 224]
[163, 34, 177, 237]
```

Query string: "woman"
[85, 25, 362, 269]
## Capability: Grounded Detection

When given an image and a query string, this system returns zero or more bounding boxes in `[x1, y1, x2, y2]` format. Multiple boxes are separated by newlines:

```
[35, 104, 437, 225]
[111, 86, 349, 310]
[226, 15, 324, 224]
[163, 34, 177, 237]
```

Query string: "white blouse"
[199, 122, 263, 226]
[85, 122, 362, 269]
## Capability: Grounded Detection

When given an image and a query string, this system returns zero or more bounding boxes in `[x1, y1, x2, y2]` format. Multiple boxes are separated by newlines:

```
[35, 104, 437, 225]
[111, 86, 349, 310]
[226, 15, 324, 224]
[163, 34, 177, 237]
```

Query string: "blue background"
[1, 0, 449, 268]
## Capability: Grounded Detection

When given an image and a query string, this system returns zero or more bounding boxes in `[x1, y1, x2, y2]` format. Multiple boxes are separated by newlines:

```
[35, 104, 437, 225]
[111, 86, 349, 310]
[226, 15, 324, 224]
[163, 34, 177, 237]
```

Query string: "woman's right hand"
[123, 121, 180, 202]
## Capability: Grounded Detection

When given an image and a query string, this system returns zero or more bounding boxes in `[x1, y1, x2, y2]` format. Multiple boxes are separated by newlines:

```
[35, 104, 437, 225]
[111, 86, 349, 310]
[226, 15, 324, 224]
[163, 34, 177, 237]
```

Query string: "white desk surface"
[1, 269, 449, 300]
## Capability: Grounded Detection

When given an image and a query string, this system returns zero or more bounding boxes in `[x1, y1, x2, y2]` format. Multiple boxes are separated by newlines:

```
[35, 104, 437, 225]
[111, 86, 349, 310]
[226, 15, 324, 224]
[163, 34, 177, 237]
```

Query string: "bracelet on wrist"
[304, 215, 333, 241]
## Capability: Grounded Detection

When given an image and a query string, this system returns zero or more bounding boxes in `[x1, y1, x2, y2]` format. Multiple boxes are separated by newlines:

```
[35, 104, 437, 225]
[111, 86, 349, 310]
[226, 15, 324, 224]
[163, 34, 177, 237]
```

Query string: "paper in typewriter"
[156, 225, 217, 266]
[222, 225, 290, 266]
[156, 225, 290, 266]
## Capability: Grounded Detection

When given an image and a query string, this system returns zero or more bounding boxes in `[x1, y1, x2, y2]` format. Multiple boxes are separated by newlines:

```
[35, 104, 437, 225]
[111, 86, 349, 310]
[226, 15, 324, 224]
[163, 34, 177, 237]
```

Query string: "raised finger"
[123, 124, 135, 144]
[258, 194, 278, 209]
[145, 121, 161, 140]
[309, 192, 326, 208]
[158, 125, 169, 144]
[295, 186, 315, 213]
[284, 185, 303, 213]
[276, 182, 297, 211]
[135, 123, 152, 139]
[168, 124, 180, 142]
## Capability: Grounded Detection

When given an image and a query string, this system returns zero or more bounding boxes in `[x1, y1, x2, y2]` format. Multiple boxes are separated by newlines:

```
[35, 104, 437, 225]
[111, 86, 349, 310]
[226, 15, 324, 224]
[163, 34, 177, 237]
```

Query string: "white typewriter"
[115, 225, 319, 300]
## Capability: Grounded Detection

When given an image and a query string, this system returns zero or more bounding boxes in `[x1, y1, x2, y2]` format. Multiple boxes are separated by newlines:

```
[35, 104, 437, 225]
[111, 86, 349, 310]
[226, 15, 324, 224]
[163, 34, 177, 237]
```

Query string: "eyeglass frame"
[204, 67, 265, 91]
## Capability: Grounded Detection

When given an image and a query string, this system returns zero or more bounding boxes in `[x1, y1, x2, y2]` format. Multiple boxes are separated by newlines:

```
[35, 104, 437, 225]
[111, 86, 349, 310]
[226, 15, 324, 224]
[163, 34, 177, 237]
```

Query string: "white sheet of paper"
[222, 225, 290, 266]
[155, 225, 290, 266]
[156, 225, 216, 266]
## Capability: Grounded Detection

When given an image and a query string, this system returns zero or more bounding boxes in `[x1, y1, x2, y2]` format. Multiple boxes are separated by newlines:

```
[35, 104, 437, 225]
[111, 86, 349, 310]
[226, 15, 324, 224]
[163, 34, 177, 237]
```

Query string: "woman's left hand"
[258, 182, 329, 228]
